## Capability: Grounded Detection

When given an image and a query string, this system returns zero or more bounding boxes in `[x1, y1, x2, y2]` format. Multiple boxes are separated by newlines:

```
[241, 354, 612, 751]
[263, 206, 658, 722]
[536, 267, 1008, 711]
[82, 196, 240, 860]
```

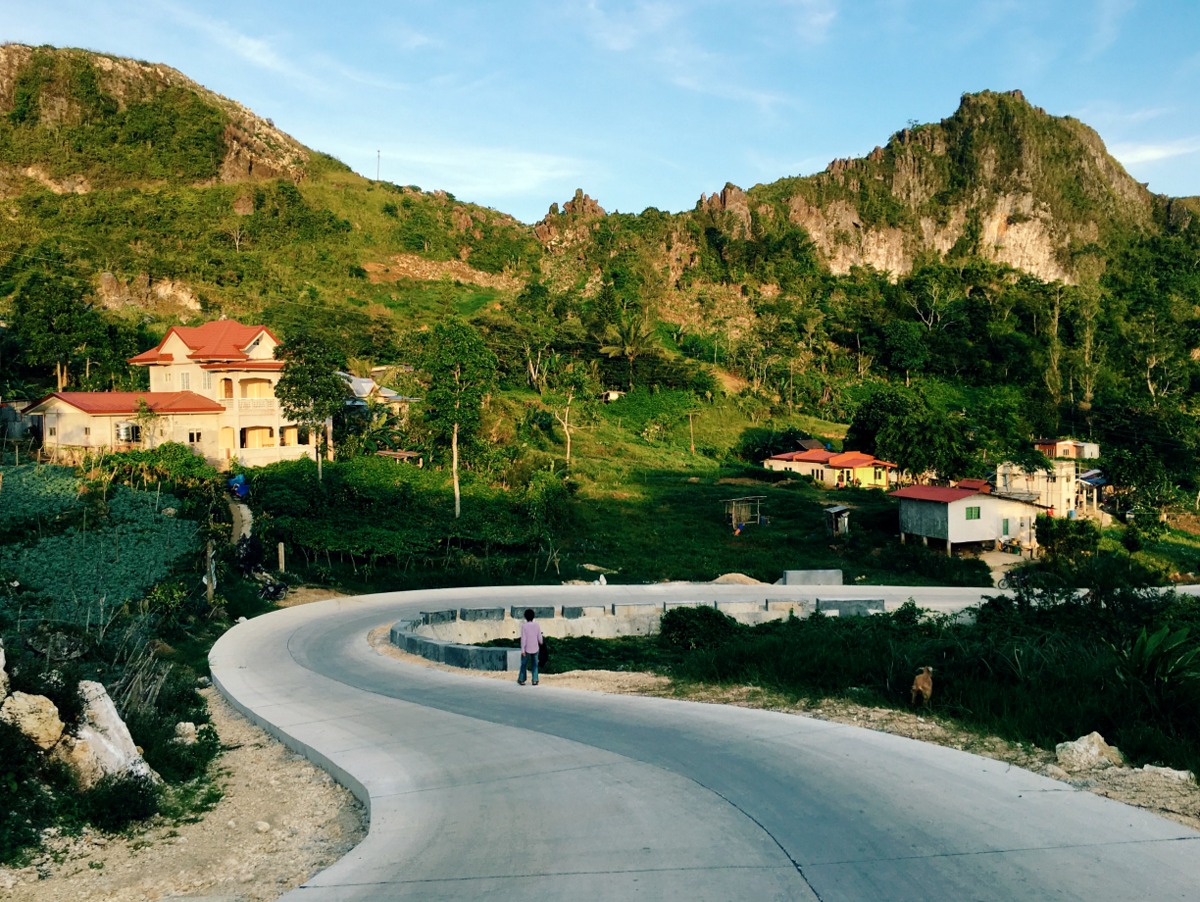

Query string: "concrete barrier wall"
[389, 580, 950, 672]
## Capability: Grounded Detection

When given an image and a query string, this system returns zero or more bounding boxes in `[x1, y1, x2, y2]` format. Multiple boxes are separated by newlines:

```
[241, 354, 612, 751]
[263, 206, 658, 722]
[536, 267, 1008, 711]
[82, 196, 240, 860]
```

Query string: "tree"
[599, 306, 661, 391]
[10, 271, 105, 391]
[545, 358, 593, 470]
[420, 319, 497, 518]
[882, 321, 929, 386]
[273, 334, 349, 481]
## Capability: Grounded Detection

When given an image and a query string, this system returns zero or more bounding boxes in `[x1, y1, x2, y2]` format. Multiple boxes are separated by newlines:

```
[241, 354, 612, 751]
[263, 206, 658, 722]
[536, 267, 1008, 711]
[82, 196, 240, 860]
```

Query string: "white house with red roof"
[763, 448, 898, 489]
[891, 485, 1042, 556]
[26, 320, 320, 468]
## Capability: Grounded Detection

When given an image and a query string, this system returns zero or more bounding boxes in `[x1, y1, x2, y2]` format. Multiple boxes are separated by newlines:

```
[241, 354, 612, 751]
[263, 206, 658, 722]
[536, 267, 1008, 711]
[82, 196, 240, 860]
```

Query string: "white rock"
[0, 691, 65, 749]
[1055, 731, 1125, 771]
[254, 820, 271, 833]
[1043, 763, 1071, 781]
[1141, 764, 1195, 782]
[51, 681, 156, 789]
[174, 721, 198, 745]
[0, 638, 8, 697]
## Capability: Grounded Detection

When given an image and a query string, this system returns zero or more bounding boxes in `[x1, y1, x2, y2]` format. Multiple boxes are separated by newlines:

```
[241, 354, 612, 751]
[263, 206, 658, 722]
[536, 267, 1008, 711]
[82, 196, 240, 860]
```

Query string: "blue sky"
[5, 1, 1199, 222]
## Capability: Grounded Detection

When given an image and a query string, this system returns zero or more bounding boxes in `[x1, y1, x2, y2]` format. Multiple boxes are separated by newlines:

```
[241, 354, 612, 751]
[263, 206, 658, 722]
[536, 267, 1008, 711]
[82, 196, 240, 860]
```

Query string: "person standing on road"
[518, 608, 544, 686]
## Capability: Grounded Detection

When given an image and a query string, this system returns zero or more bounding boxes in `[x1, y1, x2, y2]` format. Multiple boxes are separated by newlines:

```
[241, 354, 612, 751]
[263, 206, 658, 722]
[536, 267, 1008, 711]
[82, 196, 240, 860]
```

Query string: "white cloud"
[1111, 137, 1200, 165]
[154, 0, 317, 88]
[782, 0, 839, 44]
[375, 142, 588, 201]
[1087, 0, 1134, 57]
[578, 0, 683, 52]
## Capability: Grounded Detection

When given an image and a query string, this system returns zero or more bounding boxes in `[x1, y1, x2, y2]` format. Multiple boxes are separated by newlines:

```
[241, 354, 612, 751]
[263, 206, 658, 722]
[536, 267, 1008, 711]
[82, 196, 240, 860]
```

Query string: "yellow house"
[27, 320, 322, 468]
[764, 449, 898, 489]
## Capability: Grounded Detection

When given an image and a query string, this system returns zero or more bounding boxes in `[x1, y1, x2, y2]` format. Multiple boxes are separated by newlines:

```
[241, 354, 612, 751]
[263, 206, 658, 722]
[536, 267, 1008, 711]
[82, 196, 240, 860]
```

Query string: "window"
[164, 371, 172, 384]
[965, 506, 981, 520]
[1002, 518, 1010, 536]
[48, 426, 57, 437]
[83, 427, 90, 437]
[180, 372, 190, 390]
[874, 467, 884, 482]
[188, 431, 202, 443]
[203, 371, 212, 390]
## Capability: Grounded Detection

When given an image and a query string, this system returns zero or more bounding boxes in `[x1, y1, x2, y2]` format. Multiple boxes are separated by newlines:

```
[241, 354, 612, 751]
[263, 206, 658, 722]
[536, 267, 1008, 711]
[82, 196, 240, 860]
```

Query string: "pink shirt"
[520, 620, 543, 654]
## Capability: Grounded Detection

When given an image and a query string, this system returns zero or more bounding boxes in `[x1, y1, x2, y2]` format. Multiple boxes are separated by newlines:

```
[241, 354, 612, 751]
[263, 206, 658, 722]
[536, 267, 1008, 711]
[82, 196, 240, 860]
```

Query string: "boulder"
[51, 681, 156, 790]
[1055, 731, 1125, 771]
[1141, 764, 1194, 782]
[0, 691, 65, 749]
[0, 638, 8, 697]
[174, 721, 198, 745]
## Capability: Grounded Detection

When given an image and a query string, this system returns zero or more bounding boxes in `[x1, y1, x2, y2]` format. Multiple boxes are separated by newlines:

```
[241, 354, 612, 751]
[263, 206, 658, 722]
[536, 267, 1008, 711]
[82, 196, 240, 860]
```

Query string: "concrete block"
[506, 649, 523, 672]
[783, 569, 843, 586]
[612, 602, 660, 617]
[562, 605, 607, 619]
[510, 606, 556, 620]
[816, 598, 884, 617]
[715, 600, 767, 614]
[459, 607, 505, 622]
[444, 644, 508, 671]
[421, 609, 458, 625]
[662, 601, 711, 611]
[766, 599, 812, 618]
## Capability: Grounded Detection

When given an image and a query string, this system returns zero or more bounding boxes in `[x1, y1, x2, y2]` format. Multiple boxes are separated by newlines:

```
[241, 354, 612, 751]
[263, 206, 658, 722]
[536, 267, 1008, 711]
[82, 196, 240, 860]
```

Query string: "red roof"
[129, 321, 278, 365]
[769, 448, 896, 469]
[27, 392, 225, 415]
[890, 485, 980, 503]
[956, 477, 991, 493]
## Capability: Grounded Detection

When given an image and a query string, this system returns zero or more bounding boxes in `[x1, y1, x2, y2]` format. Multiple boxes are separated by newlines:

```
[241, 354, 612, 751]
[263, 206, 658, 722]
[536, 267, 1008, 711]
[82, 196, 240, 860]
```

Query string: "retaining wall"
[390, 588, 899, 672]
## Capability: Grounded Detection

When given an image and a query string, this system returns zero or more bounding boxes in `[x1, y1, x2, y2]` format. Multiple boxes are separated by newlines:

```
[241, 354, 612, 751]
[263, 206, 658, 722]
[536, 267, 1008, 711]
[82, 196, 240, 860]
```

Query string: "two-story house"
[994, 458, 1076, 517]
[26, 320, 321, 468]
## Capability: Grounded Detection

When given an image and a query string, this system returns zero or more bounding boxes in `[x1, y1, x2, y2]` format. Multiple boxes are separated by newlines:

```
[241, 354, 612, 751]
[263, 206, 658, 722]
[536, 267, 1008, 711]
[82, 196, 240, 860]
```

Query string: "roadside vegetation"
[542, 591, 1200, 777]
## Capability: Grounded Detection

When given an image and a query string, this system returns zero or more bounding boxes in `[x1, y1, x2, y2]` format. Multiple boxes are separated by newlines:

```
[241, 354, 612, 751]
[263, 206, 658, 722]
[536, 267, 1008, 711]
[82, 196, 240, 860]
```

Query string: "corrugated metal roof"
[890, 485, 980, 503]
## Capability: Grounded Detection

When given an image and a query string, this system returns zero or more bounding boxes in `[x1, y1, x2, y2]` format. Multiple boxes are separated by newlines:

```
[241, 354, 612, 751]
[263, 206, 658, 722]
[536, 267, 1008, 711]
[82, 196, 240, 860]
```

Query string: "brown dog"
[911, 666, 934, 706]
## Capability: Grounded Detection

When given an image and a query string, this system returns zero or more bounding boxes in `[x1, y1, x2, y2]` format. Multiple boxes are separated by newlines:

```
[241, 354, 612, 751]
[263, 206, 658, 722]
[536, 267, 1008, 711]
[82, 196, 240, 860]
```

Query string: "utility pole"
[376, 150, 380, 181]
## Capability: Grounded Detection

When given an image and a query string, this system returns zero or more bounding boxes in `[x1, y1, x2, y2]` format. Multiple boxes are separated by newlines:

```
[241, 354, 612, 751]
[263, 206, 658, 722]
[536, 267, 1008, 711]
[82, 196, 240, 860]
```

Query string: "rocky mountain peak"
[0, 43, 311, 188]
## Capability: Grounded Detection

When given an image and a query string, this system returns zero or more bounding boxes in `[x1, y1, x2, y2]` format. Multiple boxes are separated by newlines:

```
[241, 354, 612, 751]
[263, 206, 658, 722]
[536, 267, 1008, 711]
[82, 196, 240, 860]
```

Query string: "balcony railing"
[235, 398, 277, 411]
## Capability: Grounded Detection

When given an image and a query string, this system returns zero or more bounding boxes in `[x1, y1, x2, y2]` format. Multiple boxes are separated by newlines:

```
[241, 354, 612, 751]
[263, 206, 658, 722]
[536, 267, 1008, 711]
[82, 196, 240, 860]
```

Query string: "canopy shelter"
[724, 496, 766, 531]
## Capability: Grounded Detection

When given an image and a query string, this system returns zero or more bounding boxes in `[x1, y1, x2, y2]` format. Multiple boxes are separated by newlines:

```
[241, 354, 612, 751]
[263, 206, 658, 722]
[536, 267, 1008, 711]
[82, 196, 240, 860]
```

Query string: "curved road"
[210, 586, 1200, 901]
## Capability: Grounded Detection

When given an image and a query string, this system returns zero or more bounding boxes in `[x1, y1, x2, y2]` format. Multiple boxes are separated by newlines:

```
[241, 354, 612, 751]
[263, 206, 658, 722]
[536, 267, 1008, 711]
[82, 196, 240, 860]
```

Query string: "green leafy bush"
[81, 772, 159, 833]
[658, 606, 741, 651]
[0, 721, 59, 865]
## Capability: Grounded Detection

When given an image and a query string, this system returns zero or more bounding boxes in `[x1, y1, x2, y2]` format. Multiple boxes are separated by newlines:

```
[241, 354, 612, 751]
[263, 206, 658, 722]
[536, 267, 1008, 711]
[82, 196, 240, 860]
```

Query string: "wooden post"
[278, 541, 286, 573]
[206, 540, 215, 606]
[687, 411, 696, 456]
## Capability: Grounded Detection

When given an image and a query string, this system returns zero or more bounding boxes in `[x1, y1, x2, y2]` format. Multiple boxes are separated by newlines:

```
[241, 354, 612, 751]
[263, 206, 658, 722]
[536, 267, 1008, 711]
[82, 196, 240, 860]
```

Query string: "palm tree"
[599, 309, 661, 391]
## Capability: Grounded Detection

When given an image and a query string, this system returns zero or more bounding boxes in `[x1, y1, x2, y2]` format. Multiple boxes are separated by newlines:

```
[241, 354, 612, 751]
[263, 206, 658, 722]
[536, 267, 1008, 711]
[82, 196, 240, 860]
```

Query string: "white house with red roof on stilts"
[25, 321, 322, 469]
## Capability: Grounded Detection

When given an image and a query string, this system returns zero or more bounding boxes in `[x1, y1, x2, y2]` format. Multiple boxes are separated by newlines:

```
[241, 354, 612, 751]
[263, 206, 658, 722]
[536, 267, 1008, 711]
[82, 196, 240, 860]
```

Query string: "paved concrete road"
[210, 586, 1200, 901]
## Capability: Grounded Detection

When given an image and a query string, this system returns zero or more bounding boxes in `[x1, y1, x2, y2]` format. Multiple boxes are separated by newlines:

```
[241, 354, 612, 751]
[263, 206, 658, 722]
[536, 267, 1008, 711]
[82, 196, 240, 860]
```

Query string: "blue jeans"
[518, 652, 539, 684]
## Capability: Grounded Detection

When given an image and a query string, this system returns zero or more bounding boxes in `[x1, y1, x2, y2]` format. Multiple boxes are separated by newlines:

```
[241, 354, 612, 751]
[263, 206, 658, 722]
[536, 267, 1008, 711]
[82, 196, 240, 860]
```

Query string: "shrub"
[658, 606, 741, 651]
[81, 772, 159, 833]
[0, 721, 58, 864]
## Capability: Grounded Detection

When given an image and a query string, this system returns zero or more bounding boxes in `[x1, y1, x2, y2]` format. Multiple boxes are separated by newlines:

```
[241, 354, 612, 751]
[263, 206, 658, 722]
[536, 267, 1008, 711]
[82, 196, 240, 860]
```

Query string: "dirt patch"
[275, 586, 348, 608]
[363, 252, 520, 291]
